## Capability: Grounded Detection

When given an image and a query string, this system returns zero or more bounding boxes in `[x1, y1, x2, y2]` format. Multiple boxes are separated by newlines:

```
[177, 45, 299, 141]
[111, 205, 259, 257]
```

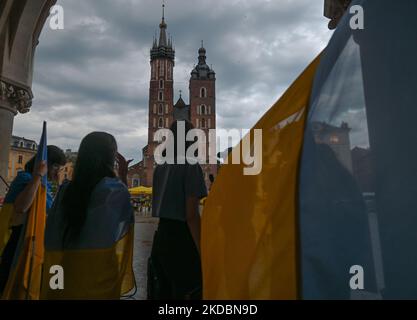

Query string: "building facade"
[311, 121, 353, 173]
[128, 7, 218, 188]
[7, 136, 38, 184]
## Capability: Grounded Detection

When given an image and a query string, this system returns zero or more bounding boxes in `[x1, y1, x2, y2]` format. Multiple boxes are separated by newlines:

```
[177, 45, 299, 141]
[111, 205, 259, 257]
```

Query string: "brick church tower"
[189, 43, 217, 186]
[143, 4, 175, 186]
[128, 6, 217, 189]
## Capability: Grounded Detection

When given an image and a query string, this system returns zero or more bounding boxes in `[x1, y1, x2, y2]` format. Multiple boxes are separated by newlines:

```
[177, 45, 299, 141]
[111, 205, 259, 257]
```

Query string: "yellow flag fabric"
[202, 55, 321, 300]
[0, 204, 14, 256]
[2, 185, 47, 300]
[41, 225, 135, 300]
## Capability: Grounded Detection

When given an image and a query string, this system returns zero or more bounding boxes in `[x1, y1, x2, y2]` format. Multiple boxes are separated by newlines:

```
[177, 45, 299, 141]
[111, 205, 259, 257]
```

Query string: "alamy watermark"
[153, 121, 263, 176]
[349, 5, 364, 30]
[49, 5, 65, 30]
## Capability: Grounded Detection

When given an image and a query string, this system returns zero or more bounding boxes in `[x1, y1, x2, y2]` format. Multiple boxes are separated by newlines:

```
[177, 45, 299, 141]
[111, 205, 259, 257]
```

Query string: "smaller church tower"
[189, 42, 217, 185]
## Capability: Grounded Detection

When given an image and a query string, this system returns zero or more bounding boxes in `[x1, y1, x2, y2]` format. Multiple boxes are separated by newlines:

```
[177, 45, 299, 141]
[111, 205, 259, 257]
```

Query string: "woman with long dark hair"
[150, 120, 207, 300]
[43, 132, 134, 299]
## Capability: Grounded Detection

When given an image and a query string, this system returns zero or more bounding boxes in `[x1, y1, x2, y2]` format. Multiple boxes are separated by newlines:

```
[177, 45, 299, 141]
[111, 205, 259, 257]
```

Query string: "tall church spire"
[159, 4, 167, 47]
[150, 3, 175, 61]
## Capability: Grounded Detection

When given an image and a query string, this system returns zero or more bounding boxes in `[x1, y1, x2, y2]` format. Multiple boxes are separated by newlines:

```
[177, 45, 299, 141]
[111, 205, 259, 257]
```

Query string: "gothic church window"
[167, 62, 172, 79]
[159, 79, 164, 89]
[152, 62, 156, 79]
[201, 105, 207, 115]
[158, 104, 164, 115]
[160, 60, 165, 77]
[158, 118, 164, 128]
[200, 87, 207, 98]
[159, 91, 164, 101]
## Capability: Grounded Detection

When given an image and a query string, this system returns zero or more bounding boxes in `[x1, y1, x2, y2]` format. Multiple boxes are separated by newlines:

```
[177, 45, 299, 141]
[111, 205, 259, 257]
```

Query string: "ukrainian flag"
[41, 178, 135, 300]
[202, 0, 417, 300]
[202, 56, 321, 300]
[2, 122, 48, 300]
[0, 205, 13, 257]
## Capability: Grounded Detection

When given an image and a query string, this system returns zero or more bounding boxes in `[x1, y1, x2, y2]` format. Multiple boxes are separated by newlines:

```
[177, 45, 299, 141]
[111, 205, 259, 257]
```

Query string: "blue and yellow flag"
[2, 122, 48, 300]
[203, 0, 417, 300]
[0, 206, 13, 257]
[202, 55, 321, 300]
[41, 178, 135, 300]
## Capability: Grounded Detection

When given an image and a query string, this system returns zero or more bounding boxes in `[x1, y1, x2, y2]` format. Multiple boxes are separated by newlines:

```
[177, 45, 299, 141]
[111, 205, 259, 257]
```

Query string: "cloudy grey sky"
[13, 0, 333, 162]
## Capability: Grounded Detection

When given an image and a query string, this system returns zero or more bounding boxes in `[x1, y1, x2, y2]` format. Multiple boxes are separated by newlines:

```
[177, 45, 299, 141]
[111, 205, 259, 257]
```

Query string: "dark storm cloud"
[13, 0, 332, 160]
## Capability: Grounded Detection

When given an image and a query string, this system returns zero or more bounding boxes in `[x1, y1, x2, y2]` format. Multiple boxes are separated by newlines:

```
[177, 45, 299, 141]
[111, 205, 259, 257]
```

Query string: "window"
[165, 104, 169, 114]
[160, 60, 165, 77]
[158, 104, 164, 115]
[152, 61, 156, 79]
[158, 118, 164, 128]
[330, 135, 340, 144]
[201, 118, 206, 129]
[159, 91, 164, 101]
[159, 79, 164, 89]
[132, 178, 140, 188]
[167, 62, 172, 79]
[200, 87, 207, 98]
[153, 104, 157, 114]
[208, 105, 212, 115]
[18, 155, 23, 164]
[19, 141, 23, 148]
[201, 105, 207, 115]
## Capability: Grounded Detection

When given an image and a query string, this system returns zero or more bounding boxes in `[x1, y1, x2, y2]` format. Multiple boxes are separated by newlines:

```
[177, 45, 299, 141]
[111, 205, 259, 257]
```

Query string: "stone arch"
[0, 0, 57, 195]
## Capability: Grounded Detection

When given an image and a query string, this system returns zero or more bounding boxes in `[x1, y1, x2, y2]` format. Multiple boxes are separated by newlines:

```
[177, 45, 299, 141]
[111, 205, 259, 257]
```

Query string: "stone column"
[0, 80, 32, 196]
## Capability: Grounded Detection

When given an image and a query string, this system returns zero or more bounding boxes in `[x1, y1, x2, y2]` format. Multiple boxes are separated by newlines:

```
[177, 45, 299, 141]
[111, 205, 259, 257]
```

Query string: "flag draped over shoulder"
[203, 0, 417, 300]
[202, 55, 321, 300]
[41, 178, 135, 300]
[2, 122, 48, 300]
[299, 0, 417, 299]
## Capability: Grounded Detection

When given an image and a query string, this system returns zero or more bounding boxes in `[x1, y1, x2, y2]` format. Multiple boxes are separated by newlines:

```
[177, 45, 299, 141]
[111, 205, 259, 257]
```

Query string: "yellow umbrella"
[129, 186, 152, 196]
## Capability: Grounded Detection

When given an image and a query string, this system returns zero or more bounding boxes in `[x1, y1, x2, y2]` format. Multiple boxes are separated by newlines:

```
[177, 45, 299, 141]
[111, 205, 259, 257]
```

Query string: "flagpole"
[25, 193, 39, 300]
[25, 121, 47, 300]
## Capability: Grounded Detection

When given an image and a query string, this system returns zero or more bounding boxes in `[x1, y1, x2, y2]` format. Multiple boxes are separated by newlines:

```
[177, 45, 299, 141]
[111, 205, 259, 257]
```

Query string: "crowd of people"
[0, 120, 207, 300]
